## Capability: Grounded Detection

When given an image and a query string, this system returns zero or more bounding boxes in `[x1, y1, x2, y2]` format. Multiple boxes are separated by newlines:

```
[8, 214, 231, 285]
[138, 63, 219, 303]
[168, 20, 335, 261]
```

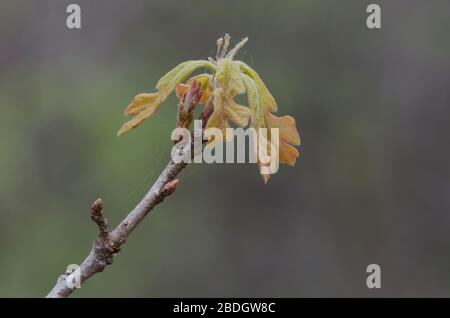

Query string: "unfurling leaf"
[156, 60, 215, 101]
[215, 59, 246, 96]
[242, 74, 264, 129]
[279, 141, 299, 166]
[265, 113, 301, 146]
[118, 34, 302, 183]
[238, 61, 277, 112]
[124, 93, 159, 116]
[118, 60, 215, 136]
[118, 104, 159, 136]
[206, 88, 232, 143]
[223, 99, 251, 127]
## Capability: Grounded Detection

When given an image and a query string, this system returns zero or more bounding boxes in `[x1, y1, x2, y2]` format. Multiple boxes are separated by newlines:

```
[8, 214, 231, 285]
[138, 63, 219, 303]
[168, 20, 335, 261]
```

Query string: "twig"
[90, 198, 108, 239]
[46, 83, 210, 298]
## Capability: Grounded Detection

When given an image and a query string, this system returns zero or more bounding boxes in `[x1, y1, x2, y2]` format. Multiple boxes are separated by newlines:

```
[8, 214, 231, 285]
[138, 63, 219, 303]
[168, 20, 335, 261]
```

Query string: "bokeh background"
[1, 0, 450, 297]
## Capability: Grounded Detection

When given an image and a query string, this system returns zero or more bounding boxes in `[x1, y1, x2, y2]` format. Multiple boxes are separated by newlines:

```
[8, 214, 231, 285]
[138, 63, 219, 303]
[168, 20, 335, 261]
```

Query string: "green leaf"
[118, 60, 215, 136]
[156, 60, 216, 100]
[242, 74, 264, 128]
[223, 99, 251, 127]
[238, 61, 277, 112]
[215, 59, 246, 95]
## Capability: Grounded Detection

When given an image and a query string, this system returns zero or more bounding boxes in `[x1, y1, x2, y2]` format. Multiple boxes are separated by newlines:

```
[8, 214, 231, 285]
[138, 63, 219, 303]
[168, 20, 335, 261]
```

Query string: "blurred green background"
[1, 0, 450, 297]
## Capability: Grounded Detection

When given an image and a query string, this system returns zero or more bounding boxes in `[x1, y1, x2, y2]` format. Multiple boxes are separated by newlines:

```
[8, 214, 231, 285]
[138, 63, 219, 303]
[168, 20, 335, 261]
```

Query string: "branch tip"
[91, 198, 103, 214]
[90, 198, 108, 238]
[226, 37, 248, 59]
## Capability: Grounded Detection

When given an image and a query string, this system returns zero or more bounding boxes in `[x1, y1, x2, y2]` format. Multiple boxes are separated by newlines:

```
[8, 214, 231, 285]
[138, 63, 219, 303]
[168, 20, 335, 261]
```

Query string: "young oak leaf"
[215, 59, 246, 96]
[206, 89, 251, 143]
[123, 61, 196, 116]
[279, 141, 300, 166]
[118, 34, 301, 183]
[242, 72, 300, 181]
[265, 112, 301, 147]
[265, 113, 300, 166]
[223, 98, 251, 127]
[259, 108, 300, 180]
[118, 103, 160, 136]
[238, 61, 277, 112]
[124, 93, 159, 116]
[205, 59, 249, 142]
[118, 60, 215, 136]
[242, 74, 264, 129]
[205, 88, 232, 143]
[241, 74, 274, 182]
[155, 60, 215, 104]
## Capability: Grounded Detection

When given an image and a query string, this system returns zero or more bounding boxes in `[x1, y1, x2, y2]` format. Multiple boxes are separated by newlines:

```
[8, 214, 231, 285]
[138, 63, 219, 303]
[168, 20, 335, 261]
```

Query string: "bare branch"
[46, 84, 212, 298]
